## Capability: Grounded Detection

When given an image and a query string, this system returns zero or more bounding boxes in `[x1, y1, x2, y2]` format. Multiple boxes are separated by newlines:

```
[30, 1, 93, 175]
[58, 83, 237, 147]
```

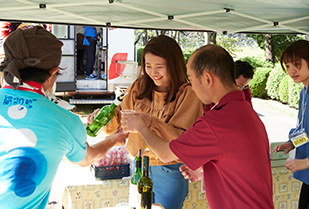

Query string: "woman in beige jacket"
[89, 35, 203, 209]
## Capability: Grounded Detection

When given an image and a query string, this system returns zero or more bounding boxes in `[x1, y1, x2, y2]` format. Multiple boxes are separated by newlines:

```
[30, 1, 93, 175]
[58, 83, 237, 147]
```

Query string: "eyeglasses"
[237, 85, 249, 90]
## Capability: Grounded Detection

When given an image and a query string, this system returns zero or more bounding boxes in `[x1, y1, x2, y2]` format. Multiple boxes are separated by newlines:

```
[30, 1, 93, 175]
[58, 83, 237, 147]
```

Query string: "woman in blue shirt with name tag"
[273, 40, 309, 209]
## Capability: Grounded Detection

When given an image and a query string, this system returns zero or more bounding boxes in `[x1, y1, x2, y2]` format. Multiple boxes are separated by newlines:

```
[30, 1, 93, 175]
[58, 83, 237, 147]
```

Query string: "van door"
[53, 24, 76, 92]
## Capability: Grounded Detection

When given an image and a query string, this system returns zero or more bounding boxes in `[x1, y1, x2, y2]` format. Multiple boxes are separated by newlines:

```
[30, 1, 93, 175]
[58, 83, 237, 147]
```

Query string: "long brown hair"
[136, 35, 188, 103]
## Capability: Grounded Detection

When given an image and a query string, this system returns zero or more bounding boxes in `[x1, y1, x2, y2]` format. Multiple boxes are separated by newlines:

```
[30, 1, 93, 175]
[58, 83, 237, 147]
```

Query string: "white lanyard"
[292, 86, 308, 135]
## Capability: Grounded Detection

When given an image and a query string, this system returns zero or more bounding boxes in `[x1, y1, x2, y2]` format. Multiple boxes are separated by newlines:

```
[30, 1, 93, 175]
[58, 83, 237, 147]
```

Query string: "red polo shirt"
[243, 86, 253, 107]
[170, 91, 274, 209]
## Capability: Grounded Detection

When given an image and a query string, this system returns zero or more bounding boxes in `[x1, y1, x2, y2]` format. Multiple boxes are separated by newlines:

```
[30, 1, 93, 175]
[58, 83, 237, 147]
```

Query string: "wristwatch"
[307, 158, 309, 167]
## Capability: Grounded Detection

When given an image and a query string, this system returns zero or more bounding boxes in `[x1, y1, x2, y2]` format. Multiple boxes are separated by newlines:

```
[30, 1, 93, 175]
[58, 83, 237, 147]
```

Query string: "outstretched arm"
[122, 113, 178, 163]
[77, 129, 128, 167]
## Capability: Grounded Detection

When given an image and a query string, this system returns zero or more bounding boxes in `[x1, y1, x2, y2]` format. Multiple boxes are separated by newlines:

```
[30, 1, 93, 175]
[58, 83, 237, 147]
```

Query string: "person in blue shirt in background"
[83, 26, 98, 80]
[273, 40, 309, 209]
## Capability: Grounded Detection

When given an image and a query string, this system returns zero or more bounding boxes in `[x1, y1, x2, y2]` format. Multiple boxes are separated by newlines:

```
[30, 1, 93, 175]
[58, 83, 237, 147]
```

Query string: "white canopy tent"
[0, 0, 308, 35]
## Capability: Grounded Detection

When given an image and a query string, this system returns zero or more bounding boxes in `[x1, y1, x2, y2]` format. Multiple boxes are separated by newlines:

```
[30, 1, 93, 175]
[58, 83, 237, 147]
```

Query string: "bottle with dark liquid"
[86, 92, 127, 137]
[137, 156, 153, 209]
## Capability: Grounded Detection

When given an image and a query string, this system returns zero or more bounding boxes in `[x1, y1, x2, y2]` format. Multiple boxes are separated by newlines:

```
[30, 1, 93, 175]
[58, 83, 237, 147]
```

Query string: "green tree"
[216, 34, 238, 57]
[247, 34, 304, 63]
[134, 30, 242, 60]
[134, 29, 165, 46]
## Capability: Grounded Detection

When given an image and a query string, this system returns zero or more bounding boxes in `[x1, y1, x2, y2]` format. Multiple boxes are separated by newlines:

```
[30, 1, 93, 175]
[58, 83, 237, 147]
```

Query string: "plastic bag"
[94, 146, 129, 168]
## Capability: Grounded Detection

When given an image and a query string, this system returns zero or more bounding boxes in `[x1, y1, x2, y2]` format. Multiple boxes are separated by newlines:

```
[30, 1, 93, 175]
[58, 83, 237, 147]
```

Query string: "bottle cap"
[114, 92, 128, 105]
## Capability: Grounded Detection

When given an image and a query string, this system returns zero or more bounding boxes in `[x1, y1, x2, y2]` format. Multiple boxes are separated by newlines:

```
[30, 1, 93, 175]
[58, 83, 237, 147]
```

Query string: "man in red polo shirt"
[121, 44, 274, 209]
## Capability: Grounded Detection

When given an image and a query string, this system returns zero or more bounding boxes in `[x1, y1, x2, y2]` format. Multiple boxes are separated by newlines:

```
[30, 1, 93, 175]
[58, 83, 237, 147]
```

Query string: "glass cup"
[120, 109, 135, 132]
[120, 109, 136, 118]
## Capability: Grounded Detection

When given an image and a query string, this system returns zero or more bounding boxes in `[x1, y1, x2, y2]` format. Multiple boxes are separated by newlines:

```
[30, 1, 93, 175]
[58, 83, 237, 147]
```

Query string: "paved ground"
[252, 97, 298, 145]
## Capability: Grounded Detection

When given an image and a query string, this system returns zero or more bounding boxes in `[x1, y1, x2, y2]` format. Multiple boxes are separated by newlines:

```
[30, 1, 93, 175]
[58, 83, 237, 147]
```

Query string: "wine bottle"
[129, 149, 142, 207]
[131, 149, 142, 185]
[137, 156, 153, 209]
[86, 92, 127, 137]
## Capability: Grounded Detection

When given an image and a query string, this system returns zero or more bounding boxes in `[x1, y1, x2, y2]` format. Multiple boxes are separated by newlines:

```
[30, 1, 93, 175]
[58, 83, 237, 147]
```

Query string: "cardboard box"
[181, 167, 302, 209]
[67, 178, 130, 209]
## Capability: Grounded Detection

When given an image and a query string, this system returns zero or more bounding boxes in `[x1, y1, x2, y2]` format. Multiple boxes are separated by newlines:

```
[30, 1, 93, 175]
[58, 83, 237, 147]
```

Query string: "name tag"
[291, 132, 309, 148]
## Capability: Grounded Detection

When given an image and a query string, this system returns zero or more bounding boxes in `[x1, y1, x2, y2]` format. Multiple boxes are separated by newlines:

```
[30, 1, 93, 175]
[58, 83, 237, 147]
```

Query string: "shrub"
[279, 75, 290, 103]
[266, 64, 287, 100]
[238, 55, 274, 69]
[288, 78, 303, 108]
[249, 67, 272, 99]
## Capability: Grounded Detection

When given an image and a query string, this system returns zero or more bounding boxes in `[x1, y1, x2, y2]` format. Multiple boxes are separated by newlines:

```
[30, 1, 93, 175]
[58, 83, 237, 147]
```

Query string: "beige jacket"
[104, 79, 204, 166]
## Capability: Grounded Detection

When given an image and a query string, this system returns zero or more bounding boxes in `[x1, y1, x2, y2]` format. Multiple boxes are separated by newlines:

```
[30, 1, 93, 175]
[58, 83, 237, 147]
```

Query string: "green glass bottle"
[131, 149, 142, 185]
[137, 156, 153, 209]
[86, 93, 127, 137]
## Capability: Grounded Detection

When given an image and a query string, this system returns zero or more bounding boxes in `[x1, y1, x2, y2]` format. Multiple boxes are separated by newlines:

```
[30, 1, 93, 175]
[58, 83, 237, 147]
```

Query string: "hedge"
[277, 75, 304, 107]
[279, 75, 290, 104]
[249, 67, 272, 99]
[238, 55, 274, 69]
[288, 78, 304, 108]
[266, 64, 287, 100]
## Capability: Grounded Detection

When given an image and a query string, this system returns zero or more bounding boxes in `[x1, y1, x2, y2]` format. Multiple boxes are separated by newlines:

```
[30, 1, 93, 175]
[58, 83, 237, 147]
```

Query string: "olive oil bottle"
[137, 156, 153, 209]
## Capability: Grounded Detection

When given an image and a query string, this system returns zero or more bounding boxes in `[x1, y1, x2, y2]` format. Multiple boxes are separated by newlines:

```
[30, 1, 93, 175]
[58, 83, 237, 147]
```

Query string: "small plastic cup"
[120, 109, 135, 132]
[120, 109, 136, 118]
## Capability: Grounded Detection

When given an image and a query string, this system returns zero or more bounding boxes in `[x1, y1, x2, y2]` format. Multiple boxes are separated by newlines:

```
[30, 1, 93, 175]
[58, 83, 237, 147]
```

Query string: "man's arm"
[77, 130, 128, 167]
[122, 113, 178, 163]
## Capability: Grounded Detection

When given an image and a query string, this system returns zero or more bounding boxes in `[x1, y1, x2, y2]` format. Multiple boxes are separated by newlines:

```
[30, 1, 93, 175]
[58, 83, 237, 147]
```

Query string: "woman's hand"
[121, 113, 148, 133]
[272, 141, 294, 155]
[87, 108, 100, 125]
[285, 158, 309, 173]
